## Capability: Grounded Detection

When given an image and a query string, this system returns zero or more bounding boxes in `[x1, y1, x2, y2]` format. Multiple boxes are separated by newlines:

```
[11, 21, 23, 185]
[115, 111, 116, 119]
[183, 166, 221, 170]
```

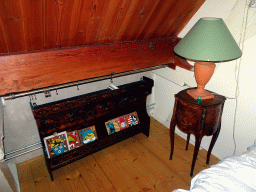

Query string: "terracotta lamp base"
[187, 88, 214, 100]
[187, 61, 216, 100]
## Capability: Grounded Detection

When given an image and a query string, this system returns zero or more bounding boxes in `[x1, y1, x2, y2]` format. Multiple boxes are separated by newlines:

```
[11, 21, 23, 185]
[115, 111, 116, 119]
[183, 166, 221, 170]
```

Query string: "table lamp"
[174, 17, 242, 100]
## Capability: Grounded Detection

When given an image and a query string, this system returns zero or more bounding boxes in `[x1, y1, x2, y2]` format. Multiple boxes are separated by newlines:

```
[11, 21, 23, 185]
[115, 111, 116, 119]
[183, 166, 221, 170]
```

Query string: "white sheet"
[173, 144, 256, 192]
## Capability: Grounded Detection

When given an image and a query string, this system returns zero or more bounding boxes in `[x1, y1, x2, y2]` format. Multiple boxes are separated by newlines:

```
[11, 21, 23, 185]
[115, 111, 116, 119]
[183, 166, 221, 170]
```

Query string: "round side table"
[169, 88, 226, 176]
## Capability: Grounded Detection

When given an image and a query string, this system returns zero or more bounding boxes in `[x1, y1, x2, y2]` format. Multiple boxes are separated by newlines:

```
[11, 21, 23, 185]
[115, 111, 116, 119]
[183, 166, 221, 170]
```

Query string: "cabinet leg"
[190, 136, 202, 177]
[44, 158, 54, 181]
[142, 125, 150, 137]
[49, 170, 54, 181]
[207, 125, 221, 164]
[186, 134, 190, 150]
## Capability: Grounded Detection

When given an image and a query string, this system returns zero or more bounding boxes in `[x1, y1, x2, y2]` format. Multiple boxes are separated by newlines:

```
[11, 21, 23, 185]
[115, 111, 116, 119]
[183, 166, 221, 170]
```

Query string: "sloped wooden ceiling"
[0, 0, 205, 53]
[0, 0, 205, 96]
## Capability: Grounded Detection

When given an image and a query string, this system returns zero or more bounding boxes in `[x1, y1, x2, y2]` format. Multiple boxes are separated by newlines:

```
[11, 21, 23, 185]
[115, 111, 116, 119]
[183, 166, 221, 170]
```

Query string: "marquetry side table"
[169, 88, 226, 176]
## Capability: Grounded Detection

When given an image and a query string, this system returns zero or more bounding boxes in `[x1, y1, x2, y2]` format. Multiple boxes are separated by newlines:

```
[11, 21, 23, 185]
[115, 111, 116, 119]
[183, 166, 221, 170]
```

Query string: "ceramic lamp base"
[187, 88, 214, 100]
[188, 61, 216, 100]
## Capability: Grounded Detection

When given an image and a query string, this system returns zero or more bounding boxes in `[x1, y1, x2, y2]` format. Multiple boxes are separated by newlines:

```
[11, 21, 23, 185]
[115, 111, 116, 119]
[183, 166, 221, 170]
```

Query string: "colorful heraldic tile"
[79, 126, 97, 145]
[105, 117, 122, 135]
[125, 112, 139, 127]
[119, 116, 128, 130]
[67, 130, 81, 150]
[44, 131, 69, 158]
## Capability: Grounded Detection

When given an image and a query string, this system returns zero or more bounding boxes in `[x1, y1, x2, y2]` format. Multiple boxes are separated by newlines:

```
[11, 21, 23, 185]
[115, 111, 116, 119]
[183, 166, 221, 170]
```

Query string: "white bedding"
[173, 144, 256, 192]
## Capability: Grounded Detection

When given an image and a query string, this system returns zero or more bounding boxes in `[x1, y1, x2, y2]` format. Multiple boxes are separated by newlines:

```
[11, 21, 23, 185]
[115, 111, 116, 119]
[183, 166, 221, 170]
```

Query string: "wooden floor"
[17, 118, 220, 192]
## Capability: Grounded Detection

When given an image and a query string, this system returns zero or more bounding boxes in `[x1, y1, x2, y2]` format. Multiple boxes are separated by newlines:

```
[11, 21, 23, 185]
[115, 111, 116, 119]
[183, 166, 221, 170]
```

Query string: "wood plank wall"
[0, 0, 204, 96]
[0, 0, 205, 54]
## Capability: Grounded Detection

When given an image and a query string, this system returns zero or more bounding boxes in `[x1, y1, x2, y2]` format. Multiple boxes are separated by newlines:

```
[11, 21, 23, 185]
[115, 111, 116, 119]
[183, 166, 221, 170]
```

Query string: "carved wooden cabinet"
[169, 88, 226, 176]
[31, 76, 153, 181]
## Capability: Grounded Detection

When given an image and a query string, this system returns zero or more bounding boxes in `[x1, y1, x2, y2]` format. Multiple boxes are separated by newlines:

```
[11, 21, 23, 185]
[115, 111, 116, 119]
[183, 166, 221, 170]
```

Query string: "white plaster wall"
[233, 34, 256, 154]
[0, 161, 17, 192]
[0, 170, 14, 192]
[151, 0, 256, 159]
[151, 68, 190, 127]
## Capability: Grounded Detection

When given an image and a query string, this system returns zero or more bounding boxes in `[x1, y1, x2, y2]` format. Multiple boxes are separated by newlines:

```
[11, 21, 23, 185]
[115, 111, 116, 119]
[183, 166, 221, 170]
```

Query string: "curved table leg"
[169, 99, 178, 160]
[169, 117, 176, 160]
[207, 124, 221, 164]
[186, 134, 190, 150]
[190, 136, 202, 177]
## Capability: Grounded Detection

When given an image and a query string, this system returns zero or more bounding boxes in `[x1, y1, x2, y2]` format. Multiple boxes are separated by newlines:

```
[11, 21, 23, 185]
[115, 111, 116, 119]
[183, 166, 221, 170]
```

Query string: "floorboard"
[17, 118, 220, 192]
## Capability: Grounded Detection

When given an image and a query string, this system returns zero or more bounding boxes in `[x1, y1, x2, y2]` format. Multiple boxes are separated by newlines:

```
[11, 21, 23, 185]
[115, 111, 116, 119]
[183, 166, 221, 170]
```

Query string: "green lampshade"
[174, 18, 242, 62]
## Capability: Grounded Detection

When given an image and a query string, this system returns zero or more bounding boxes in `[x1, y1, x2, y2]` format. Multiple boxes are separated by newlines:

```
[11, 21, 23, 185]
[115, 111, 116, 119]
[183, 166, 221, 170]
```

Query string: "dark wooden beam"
[0, 37, 191, 96]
